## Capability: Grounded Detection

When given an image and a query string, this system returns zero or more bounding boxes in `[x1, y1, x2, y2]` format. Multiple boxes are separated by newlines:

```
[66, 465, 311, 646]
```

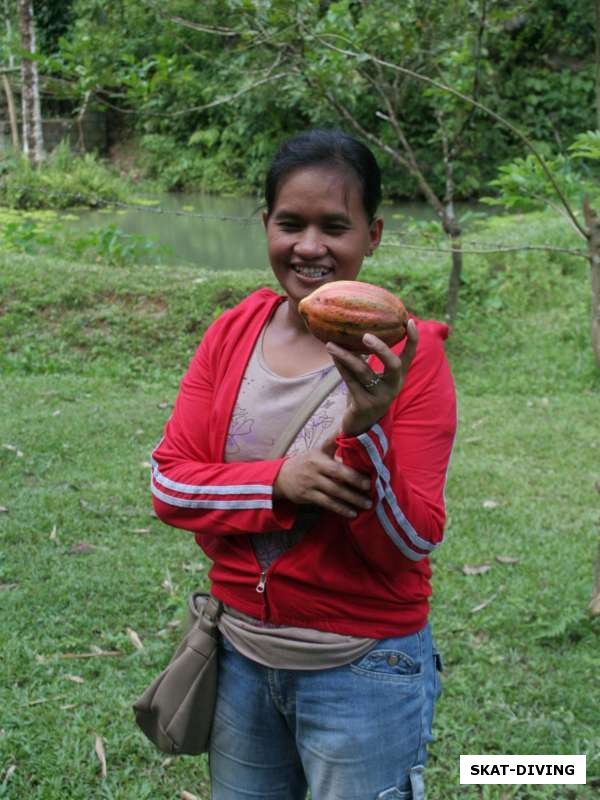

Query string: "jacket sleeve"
[150, 318, 297, 536]
[334, 325, 456, 576]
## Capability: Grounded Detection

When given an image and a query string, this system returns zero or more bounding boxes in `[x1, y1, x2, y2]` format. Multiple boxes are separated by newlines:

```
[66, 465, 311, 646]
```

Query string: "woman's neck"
[281, 297, 308, 333]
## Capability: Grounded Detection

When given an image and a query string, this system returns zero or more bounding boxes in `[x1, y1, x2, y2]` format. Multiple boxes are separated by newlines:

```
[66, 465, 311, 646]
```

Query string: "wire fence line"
[0, 181, 588, 260]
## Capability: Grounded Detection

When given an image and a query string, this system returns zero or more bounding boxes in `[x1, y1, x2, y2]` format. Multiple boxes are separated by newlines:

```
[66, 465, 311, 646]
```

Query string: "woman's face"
[264, 165, 383, 307]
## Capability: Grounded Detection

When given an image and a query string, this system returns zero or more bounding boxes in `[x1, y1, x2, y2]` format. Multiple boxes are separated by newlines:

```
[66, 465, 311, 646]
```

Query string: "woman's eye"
[325, 225, 348, 235]
[279, 222, 301, 231]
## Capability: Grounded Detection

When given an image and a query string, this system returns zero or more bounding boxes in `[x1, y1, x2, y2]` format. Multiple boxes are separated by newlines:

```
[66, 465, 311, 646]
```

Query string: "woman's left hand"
[326, 319, 419, 438]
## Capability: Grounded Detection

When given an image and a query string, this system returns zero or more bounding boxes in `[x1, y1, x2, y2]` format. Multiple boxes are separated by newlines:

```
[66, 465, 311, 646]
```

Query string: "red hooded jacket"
[151, 288, 456, 638]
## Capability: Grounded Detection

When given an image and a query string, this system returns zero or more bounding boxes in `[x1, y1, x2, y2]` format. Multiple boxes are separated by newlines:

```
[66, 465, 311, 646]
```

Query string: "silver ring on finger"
[363, 374, 382, 390]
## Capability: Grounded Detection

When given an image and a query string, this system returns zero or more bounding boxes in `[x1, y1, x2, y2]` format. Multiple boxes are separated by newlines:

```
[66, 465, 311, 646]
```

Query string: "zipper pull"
[256, 570, 267, 593]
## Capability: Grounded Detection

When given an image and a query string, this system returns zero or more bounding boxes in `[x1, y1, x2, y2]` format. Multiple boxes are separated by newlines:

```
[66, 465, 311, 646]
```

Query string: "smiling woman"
[149, 129, 457, 800]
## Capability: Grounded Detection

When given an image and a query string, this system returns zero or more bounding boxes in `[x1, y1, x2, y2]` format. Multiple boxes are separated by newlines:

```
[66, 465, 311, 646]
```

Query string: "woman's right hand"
[273, 436, 372, 519]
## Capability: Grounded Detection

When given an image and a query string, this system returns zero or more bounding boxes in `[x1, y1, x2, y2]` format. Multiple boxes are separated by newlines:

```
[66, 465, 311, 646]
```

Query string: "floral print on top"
[224, 326, 348, 571]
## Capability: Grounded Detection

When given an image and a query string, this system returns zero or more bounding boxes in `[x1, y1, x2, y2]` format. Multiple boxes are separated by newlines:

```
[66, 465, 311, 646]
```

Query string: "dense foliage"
[2, 0, 596, 199]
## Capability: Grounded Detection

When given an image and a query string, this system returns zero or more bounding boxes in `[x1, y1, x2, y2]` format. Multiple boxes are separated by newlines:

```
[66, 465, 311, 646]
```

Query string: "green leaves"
[569, 130, 600, 162]
[483, 151, 598, 213]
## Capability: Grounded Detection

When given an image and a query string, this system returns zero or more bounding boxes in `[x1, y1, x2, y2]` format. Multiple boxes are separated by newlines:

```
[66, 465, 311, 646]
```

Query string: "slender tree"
[18, 0, 44, 164]
[2, 0, 19, 148]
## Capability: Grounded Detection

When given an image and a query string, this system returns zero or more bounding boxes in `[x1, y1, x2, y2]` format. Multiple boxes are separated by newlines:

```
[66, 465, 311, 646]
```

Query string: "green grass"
[1, 211, 599, 798]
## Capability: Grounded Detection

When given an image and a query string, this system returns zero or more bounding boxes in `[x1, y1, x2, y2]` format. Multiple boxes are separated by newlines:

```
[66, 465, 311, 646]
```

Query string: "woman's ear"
[367, 216, 384, 255]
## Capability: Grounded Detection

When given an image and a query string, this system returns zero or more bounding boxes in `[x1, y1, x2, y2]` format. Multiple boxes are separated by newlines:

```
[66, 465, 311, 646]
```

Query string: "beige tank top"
[219, 325, 377, 669]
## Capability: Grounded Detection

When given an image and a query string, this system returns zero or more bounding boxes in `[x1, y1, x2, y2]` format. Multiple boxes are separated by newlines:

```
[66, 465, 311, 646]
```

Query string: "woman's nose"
[293, 228, 327, 258]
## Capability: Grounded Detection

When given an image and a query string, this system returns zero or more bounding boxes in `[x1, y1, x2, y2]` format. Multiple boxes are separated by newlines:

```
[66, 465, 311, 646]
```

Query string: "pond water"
[64, 192, 487, 271]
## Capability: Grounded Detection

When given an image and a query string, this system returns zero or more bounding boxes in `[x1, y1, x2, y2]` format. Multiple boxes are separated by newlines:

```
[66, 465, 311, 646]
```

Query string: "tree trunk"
[438, 115, 463, 325]
[584, 198, 600, 371]
[446, 231, 463, 326]
[2, 74, 19, 148]
[18, 0, 44, 165]
[591, 539, 600, 616]
[595, 0, 600, 131]
[585, 200, 600, 616]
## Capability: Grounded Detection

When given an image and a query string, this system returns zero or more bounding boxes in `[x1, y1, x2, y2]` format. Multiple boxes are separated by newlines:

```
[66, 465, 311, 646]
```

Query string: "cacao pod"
[298, 280, 408, 352]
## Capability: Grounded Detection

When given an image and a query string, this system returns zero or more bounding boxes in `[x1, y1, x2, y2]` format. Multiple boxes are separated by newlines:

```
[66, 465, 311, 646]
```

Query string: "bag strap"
[266, 367, 342, 459]
[204, 364, 341, 617]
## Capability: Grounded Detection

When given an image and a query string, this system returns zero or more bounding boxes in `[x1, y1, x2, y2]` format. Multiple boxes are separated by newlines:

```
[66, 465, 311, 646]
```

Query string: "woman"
[151, 129, 456, 800]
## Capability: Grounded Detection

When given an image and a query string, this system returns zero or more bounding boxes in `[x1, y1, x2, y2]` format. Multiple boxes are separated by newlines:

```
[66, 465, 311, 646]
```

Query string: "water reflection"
[65, 192, 480, 271]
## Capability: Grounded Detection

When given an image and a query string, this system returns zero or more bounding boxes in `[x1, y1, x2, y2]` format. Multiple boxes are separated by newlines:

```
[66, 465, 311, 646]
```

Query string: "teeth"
[293, 265, 331, 278]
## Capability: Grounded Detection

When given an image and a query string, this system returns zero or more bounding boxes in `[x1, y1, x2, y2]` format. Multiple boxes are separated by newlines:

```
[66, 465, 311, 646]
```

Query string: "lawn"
[1, 219, 599, 798]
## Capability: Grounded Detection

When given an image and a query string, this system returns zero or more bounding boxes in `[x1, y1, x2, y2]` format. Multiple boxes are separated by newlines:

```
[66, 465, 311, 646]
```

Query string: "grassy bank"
[1, 214, 599, 798]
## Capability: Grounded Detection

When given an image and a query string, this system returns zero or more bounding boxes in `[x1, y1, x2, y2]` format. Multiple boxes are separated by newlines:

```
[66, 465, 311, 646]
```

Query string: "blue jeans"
[209, 624, 443, 800]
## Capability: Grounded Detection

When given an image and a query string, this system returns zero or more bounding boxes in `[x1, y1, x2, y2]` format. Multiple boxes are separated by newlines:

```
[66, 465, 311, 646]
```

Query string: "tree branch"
[313, 33, 588, 241]
[164, 15, 240, 37]
[93, 70, 290, 117]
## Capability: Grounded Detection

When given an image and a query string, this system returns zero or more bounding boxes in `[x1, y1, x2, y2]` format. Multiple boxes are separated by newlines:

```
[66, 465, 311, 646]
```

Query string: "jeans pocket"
[350, 634, 423, 684]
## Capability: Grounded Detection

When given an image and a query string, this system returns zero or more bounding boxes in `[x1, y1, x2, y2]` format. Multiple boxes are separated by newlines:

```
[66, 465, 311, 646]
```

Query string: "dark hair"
[265, 129, 382, 221]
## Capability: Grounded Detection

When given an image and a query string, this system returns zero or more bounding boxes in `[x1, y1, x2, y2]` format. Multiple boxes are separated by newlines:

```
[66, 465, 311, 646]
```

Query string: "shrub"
[0, 141, 131, 210]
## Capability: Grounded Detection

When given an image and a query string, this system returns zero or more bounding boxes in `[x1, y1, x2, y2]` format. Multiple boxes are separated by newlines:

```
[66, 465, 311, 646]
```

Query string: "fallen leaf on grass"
[181, 792, 199, 800]
[462, 563, 492, 576]
[140, 461, 153, 469]
[129, 527, 150, 534]
[2, 443, 23, 457]
[52, 409, 61, 417]
[495, 555, 520, 565]
[0, 582, 19, 592]
[161, 757, 174, 768]
[182, 562, 205, 573]
[471, 589, 502, 614]
[158, 402, 173, 410]
[60, 649, 120, 659]
[126, 627, 144, 651]
[162, 573, 174, 593]
[49, 525, 58, 542]
[79, 499, 104, 517]
[26, 694, 69, 706]
[464, 436, 482, 444]
[95, 735, 107, 779]
[3, 765, 16, 782]
[68, 542, 97, 555]
[482, 499, 499, 509]
[64, 674, 84, 684]
[0, 506, 8, 514]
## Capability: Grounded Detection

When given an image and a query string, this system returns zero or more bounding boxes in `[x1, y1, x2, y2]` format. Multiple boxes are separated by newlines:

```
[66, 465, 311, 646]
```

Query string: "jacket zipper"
[256, 570, 267, 593]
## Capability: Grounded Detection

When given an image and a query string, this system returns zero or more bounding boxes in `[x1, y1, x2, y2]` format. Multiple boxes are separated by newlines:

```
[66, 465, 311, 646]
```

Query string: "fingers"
[362, 321, 419, 375]
[310, 489, 368, 519]
[328, 354, 369, 396]
[318, 436, 371, 491]
[326, 342, 390, 393]
[400, 319, 419, 369]
[312, 475, 373, 518]
[274, 449, 372, 519]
